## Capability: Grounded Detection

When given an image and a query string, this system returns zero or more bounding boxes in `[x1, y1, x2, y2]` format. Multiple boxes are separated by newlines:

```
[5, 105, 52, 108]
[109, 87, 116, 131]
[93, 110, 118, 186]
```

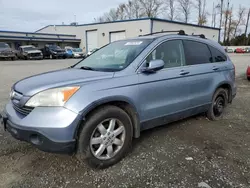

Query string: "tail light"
[247, 66, 250, 75]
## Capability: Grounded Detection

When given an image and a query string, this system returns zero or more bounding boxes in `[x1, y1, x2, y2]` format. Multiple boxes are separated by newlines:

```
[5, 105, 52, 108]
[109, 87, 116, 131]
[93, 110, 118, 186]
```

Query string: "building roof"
[35, 17, 221, 33]
[0, 30, 81, 43]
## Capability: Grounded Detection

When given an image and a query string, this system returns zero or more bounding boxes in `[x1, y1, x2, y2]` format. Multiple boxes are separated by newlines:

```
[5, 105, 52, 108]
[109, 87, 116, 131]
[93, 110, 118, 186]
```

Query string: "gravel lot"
[0, 55, 249, 188]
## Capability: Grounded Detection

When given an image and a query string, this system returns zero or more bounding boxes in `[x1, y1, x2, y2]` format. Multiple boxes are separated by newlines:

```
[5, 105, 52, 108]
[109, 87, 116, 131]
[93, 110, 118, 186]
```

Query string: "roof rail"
[192, 34, 206, 39]
[139, 30, 186, 37]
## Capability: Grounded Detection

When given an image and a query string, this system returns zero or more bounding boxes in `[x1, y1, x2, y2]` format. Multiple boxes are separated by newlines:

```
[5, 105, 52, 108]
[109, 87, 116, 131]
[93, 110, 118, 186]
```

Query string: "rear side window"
[209, 46, 227, 62]
[183, 40, 213, 65]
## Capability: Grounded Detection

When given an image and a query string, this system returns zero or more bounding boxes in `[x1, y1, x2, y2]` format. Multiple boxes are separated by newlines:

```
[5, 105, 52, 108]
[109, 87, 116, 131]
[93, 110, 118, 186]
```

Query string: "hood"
[13, 68, 114, 96]
[26, 50, 42, 54]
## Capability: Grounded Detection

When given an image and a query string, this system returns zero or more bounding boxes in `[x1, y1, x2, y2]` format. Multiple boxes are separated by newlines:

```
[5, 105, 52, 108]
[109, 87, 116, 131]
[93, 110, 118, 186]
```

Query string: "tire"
[76, 105, 133, 169]
[247, 77, 250, 81]
[206, 88, 228, 121]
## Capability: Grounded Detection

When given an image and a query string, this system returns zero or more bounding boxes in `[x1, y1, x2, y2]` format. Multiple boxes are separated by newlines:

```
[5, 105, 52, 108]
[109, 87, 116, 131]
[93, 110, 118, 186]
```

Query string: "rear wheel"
[76, 106, 132, 169]
[206, 88, 228, 120]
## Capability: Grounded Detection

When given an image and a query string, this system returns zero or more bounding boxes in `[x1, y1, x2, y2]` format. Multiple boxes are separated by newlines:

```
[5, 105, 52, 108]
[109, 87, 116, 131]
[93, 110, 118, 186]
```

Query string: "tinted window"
[209, 46, 227, 62]
[146, 40, 185, 68]
[183, 40, 213, 65]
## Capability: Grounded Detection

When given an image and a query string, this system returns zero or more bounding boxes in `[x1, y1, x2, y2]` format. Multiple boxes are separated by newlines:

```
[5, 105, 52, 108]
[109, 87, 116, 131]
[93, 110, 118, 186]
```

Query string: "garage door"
[86, 30, 98, 52]
[110, 31, 126, 43]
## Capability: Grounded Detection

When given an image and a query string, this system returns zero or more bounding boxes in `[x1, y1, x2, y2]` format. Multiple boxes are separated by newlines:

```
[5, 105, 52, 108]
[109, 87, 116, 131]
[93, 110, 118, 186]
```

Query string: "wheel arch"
[75, 96, 141, 139]
[214, 82, 232, 103]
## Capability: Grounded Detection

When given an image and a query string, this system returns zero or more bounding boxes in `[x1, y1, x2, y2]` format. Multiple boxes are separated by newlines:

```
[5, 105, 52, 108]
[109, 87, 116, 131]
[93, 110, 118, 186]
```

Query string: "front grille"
[12, 102, 33, 116]
[11, 90, 34, 116]
[29, 53, 41, 57]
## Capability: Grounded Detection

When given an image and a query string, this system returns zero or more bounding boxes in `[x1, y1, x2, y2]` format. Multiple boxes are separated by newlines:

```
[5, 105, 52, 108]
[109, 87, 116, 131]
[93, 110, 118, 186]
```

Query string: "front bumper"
[28, 55, 43, 60]
[0, 54, 15, 58]
[0, 102, 81, 154]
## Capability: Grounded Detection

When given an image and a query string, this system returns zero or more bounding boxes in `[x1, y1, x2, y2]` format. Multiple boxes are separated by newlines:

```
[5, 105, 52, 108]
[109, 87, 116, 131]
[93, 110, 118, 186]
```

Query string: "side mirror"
[142, 59, 164, 73]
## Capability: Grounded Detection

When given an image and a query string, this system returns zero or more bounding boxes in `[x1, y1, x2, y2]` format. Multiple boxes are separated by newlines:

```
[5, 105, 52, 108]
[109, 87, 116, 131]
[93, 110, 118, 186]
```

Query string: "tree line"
[94, 0, 250, 46]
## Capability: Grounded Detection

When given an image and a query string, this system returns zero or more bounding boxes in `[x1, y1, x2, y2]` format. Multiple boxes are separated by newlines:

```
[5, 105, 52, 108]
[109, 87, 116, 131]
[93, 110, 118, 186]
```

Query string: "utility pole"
[226, 6, 233, 45]
[212, 2, 215, 27]
[219, 0, 224, 41]
[245, 8, 250, 45]
[223, 0, 229, 44]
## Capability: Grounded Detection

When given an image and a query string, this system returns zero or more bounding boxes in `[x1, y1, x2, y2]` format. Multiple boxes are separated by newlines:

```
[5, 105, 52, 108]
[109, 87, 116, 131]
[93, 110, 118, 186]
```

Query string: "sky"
[0, 0, 250, 32]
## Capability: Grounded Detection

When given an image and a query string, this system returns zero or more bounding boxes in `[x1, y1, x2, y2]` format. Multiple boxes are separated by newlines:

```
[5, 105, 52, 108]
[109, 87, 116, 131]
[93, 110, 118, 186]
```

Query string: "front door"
[138, 39, 191, 129]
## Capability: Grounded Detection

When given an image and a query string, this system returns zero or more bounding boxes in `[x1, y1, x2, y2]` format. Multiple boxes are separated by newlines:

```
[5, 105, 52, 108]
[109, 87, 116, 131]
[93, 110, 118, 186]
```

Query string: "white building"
[36, 18, 220, 53]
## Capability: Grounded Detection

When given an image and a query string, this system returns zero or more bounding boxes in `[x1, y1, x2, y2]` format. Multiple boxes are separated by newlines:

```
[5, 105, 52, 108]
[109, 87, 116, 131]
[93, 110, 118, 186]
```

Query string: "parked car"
[40, 45, 67, 59]
[0, 31, 236, 169]
[247, 66, 250, 80]
[244, 48, 250, 53]
[65, 48, 74, 58]
[226, 48, 234, 53]
[72, 48, 85, 58]
[16, 45, 43, 60]
[235, 48, 245, 53]
[0, 42, 16, 60]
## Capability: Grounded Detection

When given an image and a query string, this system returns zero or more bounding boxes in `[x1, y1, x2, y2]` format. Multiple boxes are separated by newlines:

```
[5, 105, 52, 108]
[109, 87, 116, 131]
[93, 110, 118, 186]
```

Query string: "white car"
[72, 48, 85, 58]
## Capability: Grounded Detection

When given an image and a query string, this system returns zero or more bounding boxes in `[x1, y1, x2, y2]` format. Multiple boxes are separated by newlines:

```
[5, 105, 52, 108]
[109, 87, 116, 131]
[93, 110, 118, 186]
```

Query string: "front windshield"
[49, 45, 61, 50]
[23, 46, 36, 51]
[0, 43, 10, 48]
[73, 48, 82, 52]
[74, 39, 153, 71]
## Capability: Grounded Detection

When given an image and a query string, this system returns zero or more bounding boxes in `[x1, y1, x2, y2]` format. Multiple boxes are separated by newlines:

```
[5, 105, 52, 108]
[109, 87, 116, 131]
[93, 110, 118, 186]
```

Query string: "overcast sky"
[0, 0, 250, 32]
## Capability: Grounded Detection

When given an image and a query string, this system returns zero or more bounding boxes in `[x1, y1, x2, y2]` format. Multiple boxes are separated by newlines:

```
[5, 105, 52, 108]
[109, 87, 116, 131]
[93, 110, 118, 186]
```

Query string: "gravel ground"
[0, 55, 249, 188]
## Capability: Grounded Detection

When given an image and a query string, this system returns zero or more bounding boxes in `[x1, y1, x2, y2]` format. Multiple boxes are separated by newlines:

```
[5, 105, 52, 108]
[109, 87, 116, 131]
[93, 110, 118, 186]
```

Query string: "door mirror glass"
[142, 59, 164, 73]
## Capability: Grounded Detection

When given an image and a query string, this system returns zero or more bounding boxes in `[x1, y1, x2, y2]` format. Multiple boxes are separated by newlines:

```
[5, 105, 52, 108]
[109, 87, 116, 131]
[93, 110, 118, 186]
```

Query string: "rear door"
[182, 40, 218, 108]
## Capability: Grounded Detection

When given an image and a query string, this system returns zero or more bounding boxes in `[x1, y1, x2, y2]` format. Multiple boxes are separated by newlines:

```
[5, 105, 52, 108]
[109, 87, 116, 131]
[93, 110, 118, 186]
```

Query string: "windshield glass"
[0, 43, 10, 48]
[73, 48, 82, 52]
[49, 45, 61, 50]
[74, 39, 152, 71]
[22, 46, 36, 51]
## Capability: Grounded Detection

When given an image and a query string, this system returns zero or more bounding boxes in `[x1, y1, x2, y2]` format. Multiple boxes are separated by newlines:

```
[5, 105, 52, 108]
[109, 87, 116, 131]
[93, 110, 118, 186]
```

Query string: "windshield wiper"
[79, 66, 95, 71]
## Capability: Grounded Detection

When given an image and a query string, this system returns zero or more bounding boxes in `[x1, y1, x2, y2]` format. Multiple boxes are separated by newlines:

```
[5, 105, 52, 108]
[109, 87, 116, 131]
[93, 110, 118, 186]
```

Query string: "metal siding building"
[36, 18, 220, 52]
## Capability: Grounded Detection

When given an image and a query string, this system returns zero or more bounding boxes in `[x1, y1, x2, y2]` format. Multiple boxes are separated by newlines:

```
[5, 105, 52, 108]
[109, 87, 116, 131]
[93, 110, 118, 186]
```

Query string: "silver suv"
[1, 31, 236, 168]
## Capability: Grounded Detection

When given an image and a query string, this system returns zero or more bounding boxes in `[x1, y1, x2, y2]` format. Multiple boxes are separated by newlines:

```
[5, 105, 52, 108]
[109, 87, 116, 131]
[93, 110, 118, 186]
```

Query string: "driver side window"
[145, 40, 185, 69]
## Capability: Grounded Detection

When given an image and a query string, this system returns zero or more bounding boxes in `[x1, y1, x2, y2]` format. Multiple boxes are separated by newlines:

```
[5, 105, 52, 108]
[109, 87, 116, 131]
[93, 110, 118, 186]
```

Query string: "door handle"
[180, 70, 190, 75]
[213, 66, 219, 71]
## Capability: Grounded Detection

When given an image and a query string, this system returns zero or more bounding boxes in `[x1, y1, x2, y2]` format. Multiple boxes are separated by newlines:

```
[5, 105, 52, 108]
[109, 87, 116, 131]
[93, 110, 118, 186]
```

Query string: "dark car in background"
[16, 45, 43, 60]
[0, 42, 16, 60]
[40, 45, 67, 59]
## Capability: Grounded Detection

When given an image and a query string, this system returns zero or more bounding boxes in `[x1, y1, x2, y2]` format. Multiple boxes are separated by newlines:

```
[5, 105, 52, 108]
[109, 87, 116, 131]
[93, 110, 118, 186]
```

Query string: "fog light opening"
[30, 134, 43, 145]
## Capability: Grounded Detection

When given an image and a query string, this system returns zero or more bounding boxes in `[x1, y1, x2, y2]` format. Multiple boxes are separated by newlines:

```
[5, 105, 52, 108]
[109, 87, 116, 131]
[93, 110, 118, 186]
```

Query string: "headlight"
[53, 51, 57, 54]
[26, 86, 80, 107]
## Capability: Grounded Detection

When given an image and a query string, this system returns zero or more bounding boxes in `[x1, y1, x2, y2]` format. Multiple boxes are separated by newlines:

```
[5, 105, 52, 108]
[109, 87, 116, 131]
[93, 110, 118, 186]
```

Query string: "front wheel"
[206, 88, 228, 121]
[76, 105, 132, 169]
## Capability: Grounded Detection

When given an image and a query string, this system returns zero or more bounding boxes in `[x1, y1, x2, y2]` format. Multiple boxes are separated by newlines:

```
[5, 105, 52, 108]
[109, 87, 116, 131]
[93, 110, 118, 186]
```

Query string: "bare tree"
[233, 5, 246, 37]
[124, 0, 143, 19]
[165, 0, 177, 21]
[177, 0, 192, 23]
[195, 0, 208, 25]
[226, 6, 233, 44]
[116, 4, 127, 20]
[139, 0, 163, 17]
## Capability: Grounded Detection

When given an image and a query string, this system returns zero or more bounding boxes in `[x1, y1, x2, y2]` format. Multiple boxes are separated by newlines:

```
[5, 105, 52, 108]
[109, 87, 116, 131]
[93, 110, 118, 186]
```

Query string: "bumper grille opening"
[12, 102, 34, 116]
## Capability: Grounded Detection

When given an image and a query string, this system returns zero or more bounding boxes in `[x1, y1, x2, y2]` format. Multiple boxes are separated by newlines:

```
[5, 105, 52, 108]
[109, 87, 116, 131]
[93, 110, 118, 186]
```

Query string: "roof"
[35, 17, 220, 33]
[0, 30, 76, 37]
[20, 45, 35, 48]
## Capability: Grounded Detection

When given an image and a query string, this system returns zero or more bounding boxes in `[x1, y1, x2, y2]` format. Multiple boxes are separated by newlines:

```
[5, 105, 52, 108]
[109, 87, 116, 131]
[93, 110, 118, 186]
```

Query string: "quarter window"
[209, 46, 227, 62]
[146, 40, 185, 68]
[183, 40, 213, 65]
